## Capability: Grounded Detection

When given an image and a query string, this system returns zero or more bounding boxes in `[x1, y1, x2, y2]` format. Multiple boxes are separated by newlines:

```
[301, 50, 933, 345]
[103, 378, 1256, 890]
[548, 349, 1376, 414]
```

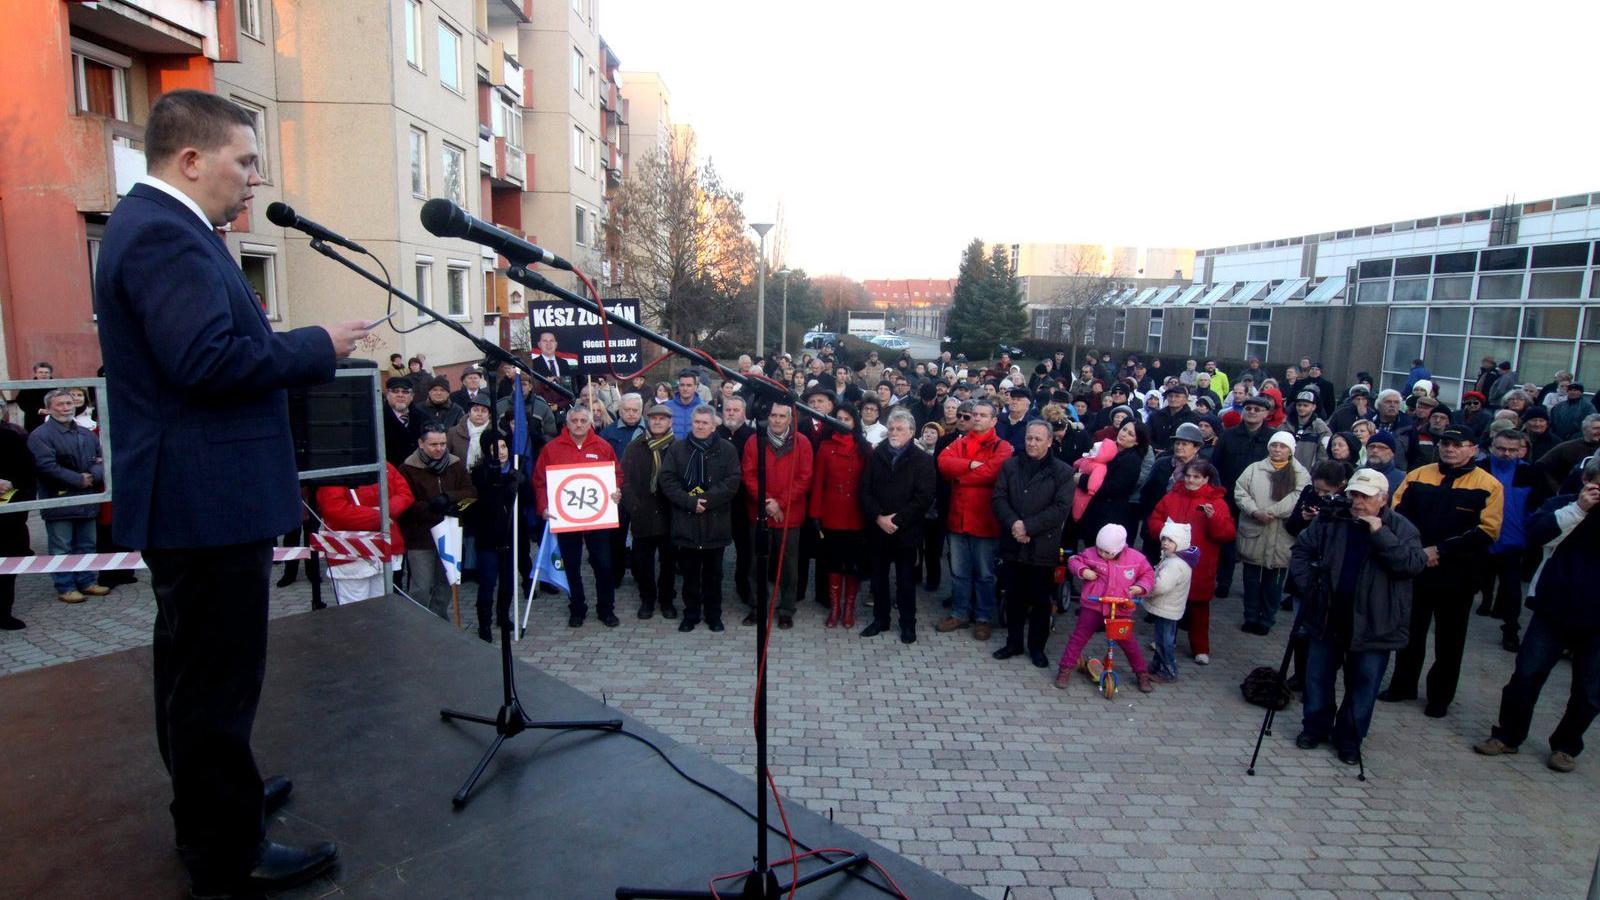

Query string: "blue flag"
[511, 372, 529, 468]
[532, 527, 568, 593]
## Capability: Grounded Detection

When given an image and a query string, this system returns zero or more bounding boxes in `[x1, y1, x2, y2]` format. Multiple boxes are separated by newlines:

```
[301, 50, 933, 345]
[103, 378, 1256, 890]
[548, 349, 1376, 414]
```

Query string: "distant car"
[869, 334, 911, 351]
[995, 343, 1023, 358]
[801, 331, 837, 349]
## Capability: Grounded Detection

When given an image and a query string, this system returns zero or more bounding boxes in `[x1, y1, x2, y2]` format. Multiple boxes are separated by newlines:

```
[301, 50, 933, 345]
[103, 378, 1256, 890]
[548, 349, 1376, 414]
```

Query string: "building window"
[409, 128, 427, 196]
[233, 98, 270, 182]
[588, 136, 598, 179]
[240, 246, 278, 320]
[404, 0, 423, 69]
[415, 258, 433, 309]
[1246, 308, 1271, 362]
[571, 48, 585, 96]
[572, 126, 585, 172]
[494, 96, 523, 150]
[438, 22, 462, 93]
[239, 0, 263, 39]
[1190, 309, 1209, 358]
[1147, 309, 1163, 354]
[442, 143, 465, 205]
[71, 40, 130, 120]
[484, 270, 502, 316]
[1033, 311, 1049, 339]
[574, 205, 588, 246]
[1083, 314, 1097, 346]
[1112, 310, 1127, 348]
[446, 264, 470, 319]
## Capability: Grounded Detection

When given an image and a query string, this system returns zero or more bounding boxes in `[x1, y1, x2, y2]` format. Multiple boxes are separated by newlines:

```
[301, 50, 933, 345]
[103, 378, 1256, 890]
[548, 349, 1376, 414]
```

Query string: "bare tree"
[810, 274, 871, 332]
[1043, 245, 1122, 364]
[611, 132, 757, 346]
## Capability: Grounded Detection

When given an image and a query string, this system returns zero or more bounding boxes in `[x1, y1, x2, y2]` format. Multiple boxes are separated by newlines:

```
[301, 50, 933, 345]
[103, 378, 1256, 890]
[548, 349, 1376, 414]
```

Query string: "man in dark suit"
[529, 329, 585, 407]
[382, 377, 422, 464]
[93, 90, 369, 898]
[450, 365, 492, 411]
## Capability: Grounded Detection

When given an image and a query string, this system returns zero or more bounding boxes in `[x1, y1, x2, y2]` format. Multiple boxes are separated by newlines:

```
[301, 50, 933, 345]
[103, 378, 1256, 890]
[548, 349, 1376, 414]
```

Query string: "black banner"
[527, 298, 642, 375]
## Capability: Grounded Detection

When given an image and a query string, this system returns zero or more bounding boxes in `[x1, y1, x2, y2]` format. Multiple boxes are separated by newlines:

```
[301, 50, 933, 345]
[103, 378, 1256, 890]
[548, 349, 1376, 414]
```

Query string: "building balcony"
[491, 137, 525, 188]
[67, 0, 209, 57]
[484, 0, 531, 26]
[502, 56, 523, 102]
[66, 116, 146, 214]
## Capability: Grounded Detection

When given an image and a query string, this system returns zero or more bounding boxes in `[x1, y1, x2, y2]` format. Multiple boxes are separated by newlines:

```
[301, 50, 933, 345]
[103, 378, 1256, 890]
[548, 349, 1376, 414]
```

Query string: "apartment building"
[0, 0, 625, 381]
[617, 71, 671, 163]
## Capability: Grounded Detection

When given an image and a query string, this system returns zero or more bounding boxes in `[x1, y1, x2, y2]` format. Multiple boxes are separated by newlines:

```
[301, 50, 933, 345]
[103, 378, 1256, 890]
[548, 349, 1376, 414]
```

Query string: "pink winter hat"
[1095, 524, 1128, 555]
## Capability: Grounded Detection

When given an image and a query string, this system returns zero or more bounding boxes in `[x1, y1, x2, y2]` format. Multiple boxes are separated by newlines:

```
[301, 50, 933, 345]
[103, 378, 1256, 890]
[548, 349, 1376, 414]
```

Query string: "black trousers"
[147, 541, 273, 887]
[1389, 570, 1475, 707]
[1002, 562, 1055, 655]
[1484, 549, 1525, 637]
[796, 524, 824, 604]
[869, 542, 918, 633]
[679, 547, 725, 625]
[730, 509, 752, 605]
[917, 518, 944, 589]
[610, 510, 631, 589]
[630, 533, 677, 608]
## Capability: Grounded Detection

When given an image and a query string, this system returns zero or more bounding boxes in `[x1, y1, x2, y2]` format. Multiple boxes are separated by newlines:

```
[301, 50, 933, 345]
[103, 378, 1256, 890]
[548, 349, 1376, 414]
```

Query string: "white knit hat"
[1268, 431, 1296, 449]
[1159, 520, 1192, 553]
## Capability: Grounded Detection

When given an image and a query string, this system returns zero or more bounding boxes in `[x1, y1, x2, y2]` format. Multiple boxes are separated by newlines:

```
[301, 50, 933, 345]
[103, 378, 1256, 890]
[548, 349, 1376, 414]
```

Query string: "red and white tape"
[0, 531, 390, 576]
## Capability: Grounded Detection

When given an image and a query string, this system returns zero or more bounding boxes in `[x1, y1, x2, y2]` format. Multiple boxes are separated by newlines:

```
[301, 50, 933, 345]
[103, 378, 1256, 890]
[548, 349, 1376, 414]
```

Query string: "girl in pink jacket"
[1056, 524, 1155, 692]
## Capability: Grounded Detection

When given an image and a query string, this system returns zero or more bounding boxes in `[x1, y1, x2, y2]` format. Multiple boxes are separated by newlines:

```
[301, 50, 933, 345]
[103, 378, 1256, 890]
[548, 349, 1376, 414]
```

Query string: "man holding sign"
[535, 405, 623, 627]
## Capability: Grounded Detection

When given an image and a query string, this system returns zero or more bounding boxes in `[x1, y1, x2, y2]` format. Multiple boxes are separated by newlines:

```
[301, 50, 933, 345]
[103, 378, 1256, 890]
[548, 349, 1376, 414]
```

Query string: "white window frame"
[239, 0, 263, 40]
[404, 0, 424, 70]
[588, 65, 597, 106]
[441, 142, 465, 205]
[1190, 308, 1210, 358]
[70, 39, 130, 121]
[1147, 309, 1164, 354]
[494, 95, 523, 151]
[437, 21, 462, 94]
[574, 204, 588, 247]
[408, 127, 427, 197]
[239, 243, 279, 321]
[1246, 309, 1272, 363]
[415, 257, 434, 310]
[232, 97, 270, 183]
[572, 126, 585, 172]
[571, 47, 585, 96]
[446, 261, 471, 320]
[588, 135, 598, 180]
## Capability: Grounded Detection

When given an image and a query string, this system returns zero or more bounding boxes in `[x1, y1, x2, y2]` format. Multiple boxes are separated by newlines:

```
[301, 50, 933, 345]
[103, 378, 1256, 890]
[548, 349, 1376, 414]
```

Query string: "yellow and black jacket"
[1391, 460, 1503, 571]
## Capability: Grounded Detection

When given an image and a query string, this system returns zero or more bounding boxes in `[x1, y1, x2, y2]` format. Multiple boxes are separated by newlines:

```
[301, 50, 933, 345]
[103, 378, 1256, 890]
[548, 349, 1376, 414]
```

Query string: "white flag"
[430, 518, 464, 586]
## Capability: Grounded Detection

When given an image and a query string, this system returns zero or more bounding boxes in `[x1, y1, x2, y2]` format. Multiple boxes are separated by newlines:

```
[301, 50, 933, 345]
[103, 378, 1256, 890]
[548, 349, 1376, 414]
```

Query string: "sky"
[601, 1, 1600, 280]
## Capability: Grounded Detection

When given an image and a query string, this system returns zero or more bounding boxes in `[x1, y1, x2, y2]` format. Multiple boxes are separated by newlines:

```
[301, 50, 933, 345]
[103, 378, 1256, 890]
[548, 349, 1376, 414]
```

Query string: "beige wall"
[995, 241, 1196, 281]
[618, 70, 669, 159]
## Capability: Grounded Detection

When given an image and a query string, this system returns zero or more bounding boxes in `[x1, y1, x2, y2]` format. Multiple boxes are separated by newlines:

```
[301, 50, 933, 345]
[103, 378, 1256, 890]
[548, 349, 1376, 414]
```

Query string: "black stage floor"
[0, 598, 973, 899]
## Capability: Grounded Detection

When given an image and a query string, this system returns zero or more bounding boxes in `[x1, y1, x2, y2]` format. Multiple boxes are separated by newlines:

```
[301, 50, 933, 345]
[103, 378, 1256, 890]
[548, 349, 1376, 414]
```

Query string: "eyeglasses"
[958, 413, 973, 420]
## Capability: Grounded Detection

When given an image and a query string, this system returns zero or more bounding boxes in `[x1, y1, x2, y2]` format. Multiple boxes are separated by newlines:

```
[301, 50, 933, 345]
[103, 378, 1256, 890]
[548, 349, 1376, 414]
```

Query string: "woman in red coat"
[314, 462, 415, 603]
[808, 403, 869, 627]
[1146, 458, 1235, 664]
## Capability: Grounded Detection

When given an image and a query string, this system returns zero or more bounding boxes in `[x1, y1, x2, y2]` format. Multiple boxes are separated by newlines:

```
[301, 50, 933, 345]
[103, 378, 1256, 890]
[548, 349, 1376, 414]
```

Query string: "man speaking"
[94, 90, 369, 897]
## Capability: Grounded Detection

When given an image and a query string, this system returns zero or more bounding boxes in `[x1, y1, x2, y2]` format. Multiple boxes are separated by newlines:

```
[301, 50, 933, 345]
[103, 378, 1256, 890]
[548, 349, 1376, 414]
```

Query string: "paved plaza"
[2, 548, 1596, 899]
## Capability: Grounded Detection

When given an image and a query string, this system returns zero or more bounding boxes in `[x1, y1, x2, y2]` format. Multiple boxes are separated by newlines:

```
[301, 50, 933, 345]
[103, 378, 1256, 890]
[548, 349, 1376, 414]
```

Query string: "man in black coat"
[658, 405, 742, 631]
[0, 399, 36, 629]
[1304, 363, 1337, 419]
[383, 377, 422, 465]
[1145, 385, 1198, 449]
[1210, 395, 1273, 596]
[991, 419, 1074, 667]
[716, 394, 757, 610]
[529, 330, 586, 407]
[859, 407, 937, 643]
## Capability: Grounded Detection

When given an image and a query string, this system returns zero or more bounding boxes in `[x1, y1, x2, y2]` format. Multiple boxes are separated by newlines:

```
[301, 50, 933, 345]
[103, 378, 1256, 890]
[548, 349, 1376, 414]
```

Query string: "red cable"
[572, 268, 673, 383]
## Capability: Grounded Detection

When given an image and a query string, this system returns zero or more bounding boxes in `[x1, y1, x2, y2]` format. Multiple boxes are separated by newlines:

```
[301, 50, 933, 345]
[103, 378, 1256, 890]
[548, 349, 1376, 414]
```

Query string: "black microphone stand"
[301, 240, 622, 809]
[502, 267, 870, 900]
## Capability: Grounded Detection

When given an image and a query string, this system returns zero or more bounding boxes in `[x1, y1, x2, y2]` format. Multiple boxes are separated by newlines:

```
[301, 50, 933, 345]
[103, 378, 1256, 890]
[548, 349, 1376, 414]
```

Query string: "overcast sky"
[602, 1, 1599, 280]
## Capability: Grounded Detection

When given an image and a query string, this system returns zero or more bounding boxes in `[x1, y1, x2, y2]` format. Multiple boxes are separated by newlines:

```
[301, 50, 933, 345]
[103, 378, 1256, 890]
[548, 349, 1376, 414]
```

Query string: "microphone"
[420, 198, 573, 271]
[266, 202, 368, 255]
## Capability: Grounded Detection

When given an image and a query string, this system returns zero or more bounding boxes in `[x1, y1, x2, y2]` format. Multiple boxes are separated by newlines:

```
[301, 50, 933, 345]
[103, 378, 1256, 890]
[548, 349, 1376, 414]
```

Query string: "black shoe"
[1377, 688, 1414, 703]
[246, 840, 338, 890]
[600, 613, 621, 628]
[1286, 674, 1305, 692]
[568, 614, 585, 628]
[660, 603, 679, 620]
[1502, 633, 1521, 653]
[677, 619, 696, 633]
[1423, 703, 1448, 718]
[742, 612, 757, 626]
[778, 615, 793, 630]
[1239, 622, 1254, 633]
[708, 621, 725, 632]
[275, 572, 297, 589]
[1254, 623, 1273, 636]
[992, 645, 1024, 660]
[1337, 749, 1361, 766]
[1215, 585, 1231, 599]
[900, 630, 916, 644]
[477, 628, 492, 643]
[263, 776, 292, 815]
[310, 599, 328, 611]
[1475, 602, 1495, 617]
[860, 623, 886, 637]
[638, 605, 654, 620]
[1294, 732, 1322, 750]
[0, 615, 24, 631]
[1280, 597, 1295, 611]
[1029, 651, 1049, 668]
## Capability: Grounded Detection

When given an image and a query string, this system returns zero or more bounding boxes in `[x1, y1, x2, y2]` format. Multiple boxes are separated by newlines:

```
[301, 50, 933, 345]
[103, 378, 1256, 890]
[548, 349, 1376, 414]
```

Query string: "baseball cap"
[1438, 425, 1476, 444]
[1345, 468, 1389, 497]
[386, 377, 413, 391]
[1294, 390, 1318, 405]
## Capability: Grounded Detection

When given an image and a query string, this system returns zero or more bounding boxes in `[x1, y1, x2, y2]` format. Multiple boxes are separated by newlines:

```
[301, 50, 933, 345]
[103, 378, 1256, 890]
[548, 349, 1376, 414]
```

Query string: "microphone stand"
[301, 240, 622, 809]
[502, 267, 870, 900]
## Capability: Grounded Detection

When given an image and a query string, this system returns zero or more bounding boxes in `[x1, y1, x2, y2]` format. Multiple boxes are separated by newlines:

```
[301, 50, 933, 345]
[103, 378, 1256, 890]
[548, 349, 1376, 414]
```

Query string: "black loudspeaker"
[288, 359, 380, 480]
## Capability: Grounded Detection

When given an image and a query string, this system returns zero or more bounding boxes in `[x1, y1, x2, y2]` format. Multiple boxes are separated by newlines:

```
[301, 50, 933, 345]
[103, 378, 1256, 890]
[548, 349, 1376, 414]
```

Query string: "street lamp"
[750, 222, 773, 359]
[776, 268, 792, 359]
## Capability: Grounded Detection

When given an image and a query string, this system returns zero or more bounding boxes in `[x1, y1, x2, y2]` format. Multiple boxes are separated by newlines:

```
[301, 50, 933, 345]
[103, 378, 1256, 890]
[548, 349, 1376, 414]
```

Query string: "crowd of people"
[8, 336, 1599, 774]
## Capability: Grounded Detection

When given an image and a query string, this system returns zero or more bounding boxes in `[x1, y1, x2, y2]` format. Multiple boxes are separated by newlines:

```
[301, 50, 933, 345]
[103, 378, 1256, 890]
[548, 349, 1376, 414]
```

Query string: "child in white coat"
[1147, 521, 1199, 683]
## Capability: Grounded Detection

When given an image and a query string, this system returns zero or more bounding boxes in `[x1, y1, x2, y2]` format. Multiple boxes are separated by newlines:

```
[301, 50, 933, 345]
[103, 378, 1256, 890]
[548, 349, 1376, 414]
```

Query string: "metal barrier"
[0, 378, 113, 514]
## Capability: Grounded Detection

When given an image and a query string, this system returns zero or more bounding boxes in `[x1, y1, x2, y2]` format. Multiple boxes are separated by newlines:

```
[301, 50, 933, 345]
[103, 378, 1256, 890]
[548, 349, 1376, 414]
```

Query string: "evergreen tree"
[985, 243, 1028, 347]
[944, 238, 990, 356]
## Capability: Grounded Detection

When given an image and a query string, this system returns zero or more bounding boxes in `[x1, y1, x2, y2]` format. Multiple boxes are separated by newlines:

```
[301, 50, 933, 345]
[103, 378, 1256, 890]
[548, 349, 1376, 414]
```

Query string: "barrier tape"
[0, 531, 390, 576]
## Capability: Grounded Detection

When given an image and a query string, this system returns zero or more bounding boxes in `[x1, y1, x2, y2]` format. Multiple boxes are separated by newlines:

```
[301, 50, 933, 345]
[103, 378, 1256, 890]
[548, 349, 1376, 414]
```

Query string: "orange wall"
[0, 3, 215, 378]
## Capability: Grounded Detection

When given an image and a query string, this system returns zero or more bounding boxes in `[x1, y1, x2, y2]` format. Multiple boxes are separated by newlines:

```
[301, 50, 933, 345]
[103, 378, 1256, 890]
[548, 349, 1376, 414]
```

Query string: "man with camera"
[1290, 468, 1428, 765]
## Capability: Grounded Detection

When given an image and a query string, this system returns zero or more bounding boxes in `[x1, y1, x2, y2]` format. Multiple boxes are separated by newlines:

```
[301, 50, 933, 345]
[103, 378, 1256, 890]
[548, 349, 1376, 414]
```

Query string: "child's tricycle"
[1084, 596, 1136, 700]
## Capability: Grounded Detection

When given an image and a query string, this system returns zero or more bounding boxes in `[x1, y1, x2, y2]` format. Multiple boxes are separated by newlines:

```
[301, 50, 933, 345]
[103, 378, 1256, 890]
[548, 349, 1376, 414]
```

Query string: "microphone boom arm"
[304, 239, 573, 401]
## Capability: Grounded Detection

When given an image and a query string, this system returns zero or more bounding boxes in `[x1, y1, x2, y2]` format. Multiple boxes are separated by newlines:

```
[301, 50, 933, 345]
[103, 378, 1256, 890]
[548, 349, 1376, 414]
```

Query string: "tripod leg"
[453, 733, 508, 808]
[439, 708, 501, 727]
[1247, 707, 1273, 776]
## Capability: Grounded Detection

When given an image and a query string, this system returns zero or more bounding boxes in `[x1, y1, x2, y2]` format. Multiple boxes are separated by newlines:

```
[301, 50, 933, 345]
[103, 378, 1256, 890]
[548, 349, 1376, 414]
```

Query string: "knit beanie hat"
[1095, 524, 1128, 555]
[1159, 520, 1192, 553]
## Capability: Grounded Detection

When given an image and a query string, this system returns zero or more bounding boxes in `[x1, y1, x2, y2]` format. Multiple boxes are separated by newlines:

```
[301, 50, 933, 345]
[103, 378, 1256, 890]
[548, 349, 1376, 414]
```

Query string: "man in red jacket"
[534, 405, 623, 627]
[936, 398, 1013, 640]
[741, 399, 813, 629]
